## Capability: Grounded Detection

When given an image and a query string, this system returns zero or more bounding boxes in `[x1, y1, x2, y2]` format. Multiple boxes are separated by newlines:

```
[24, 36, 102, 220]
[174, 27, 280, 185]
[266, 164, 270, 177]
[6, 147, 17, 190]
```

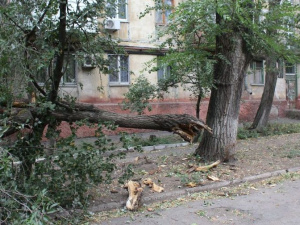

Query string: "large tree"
[137, 0, 300, 161]
[251, 0, 298, 130]
[197, 0, 300, 161]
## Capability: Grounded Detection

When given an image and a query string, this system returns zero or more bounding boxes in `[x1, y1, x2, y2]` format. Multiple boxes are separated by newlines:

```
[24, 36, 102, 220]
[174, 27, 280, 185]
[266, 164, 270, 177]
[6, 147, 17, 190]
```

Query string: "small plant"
[196, 210, 207, 217]
[237, 127, 259, 139]
[130, 134, 183, 147]
[285, 149, 300, 159]
[237, 123, 300, 140]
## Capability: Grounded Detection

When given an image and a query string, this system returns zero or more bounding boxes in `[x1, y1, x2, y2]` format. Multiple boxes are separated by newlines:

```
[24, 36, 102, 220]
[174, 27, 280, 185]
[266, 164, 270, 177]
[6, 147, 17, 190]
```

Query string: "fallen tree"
[1, 102, 212, 142]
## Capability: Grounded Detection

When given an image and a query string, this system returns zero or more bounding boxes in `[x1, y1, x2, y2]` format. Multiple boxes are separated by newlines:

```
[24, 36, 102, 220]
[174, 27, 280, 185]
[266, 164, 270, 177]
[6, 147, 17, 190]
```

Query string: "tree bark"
[1, 103, 212, 142]
[195, 32, 251, 162]
[250, 57, 278, 130]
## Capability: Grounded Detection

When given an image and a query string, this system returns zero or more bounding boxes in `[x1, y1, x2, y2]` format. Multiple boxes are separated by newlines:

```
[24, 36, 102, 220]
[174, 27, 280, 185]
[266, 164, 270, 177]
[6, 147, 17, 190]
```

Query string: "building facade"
[58, 0, 298, 125]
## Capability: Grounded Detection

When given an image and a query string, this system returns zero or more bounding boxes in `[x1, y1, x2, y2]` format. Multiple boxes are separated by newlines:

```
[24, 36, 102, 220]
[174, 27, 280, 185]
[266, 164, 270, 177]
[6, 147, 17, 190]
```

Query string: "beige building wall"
[57, 0, 288, 108]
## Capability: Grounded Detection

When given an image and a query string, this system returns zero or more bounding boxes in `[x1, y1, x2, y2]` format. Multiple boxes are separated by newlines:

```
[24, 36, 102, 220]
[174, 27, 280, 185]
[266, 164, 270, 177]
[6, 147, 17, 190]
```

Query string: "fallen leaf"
[147, 208, 154, 212]
[110, 189, 118, 193]
[134, 157, 139, 162]
[207, 175, 220, 181]
[160, 165, 167, 167]
[186, 182, 197, 188]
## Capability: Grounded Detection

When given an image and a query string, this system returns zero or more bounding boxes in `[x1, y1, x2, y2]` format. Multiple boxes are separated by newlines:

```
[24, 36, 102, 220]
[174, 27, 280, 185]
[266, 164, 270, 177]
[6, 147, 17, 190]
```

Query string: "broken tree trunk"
[1, 102, 212, 142]
[124, 180, 143, 211]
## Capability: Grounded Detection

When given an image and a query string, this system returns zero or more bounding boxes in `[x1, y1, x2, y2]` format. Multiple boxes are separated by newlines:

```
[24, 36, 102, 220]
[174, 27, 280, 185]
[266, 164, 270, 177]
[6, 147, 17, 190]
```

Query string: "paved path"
[100, 179, 300, 225]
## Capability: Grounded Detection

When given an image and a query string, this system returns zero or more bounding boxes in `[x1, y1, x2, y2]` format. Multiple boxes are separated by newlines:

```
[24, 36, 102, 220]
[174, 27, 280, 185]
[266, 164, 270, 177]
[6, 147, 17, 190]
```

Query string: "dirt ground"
[89, 131, 300, 210]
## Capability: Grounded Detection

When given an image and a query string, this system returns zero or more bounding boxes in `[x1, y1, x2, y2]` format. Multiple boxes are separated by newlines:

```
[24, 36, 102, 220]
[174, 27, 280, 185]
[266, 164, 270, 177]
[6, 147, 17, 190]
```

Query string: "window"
[277, 59, 284, 78]
[36, 55, 76, 85]
[157, 63, 171, 81]
[61, 55, 76, 84]
[108, 55, 129, 85]
[107, 0, 127, 20]
[285, 62, 296, 75]
[156, 0, 174, 25]
[250, 60, 264, 85]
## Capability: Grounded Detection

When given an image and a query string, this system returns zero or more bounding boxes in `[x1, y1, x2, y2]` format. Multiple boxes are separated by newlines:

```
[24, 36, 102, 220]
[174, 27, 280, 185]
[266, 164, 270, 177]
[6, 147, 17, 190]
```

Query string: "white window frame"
[37, 54, 77, 86]
[108, 55, 129, 86]
[60, 54, 77, 86]
[107, 0, 128, 22]
[157, 63, 171, 81]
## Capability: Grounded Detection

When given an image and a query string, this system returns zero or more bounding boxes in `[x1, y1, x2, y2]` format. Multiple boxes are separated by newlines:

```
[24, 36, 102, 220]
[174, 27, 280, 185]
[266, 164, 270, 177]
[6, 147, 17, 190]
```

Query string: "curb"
[88, 166, 300, 212]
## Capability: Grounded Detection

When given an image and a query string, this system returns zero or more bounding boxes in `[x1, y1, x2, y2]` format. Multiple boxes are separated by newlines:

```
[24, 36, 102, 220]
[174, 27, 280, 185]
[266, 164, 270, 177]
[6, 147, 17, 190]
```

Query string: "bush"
[1, 121, 132, 224]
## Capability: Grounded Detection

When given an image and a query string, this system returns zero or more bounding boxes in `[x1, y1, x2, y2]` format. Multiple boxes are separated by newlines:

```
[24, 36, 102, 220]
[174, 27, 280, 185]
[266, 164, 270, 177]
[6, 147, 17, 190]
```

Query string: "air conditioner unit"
[82, 55, 96, 69]
[105, 19, 121, 31]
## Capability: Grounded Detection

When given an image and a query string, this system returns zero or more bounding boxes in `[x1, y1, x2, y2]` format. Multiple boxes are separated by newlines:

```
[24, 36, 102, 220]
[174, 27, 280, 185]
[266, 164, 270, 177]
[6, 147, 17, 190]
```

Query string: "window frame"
[108, 54, 130, 86]
[60, 54, 77, 86]
[285, 62, 297, 82]
[155, 0, 175, 25]
[108, 0, 128, 22]
[37, 54, 77, 86]
[157, 62, 171, 81]
[250, 60, 265, 85]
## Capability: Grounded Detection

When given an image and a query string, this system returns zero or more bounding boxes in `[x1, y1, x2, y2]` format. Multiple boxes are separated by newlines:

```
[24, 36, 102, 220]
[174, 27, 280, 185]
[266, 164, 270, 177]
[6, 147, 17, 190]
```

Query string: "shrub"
[0, 121, 132, 224]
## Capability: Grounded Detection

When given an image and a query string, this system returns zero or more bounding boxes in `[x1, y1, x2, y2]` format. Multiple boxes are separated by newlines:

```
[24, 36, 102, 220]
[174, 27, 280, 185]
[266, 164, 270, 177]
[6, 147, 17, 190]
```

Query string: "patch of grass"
[237, 127, 259, 139]
[196, 210, 207, 217]
[237, 123, 300, 140]
[178, 171, 205, 185]
[131, 134, 184, 147]
[284, 149, 300, 159]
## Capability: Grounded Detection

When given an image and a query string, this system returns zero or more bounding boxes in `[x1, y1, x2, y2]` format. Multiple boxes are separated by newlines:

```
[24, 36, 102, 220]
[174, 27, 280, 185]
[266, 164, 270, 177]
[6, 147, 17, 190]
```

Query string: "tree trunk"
[2, 103, 212, 142]
[250, 57, 278, 130]
[196, 93, 201, 119]
[250, 0, 281, 130]
[195, 33, 251, 162]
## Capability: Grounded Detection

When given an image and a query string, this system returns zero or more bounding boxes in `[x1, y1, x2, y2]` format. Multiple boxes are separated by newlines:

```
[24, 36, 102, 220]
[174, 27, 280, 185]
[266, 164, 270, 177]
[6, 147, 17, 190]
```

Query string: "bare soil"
[89, 132, 300, 210]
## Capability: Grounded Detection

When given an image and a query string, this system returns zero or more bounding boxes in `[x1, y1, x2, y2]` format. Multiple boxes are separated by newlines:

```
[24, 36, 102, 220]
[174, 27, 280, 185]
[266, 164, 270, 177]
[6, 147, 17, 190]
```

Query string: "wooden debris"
[186, 182, 197, 188]
[187, 160, 221, 173]
[110, 189, 119, 193]
[207, 175, 220, 181]
[123, 181, 143, 211]
[143, 178, 164, 193]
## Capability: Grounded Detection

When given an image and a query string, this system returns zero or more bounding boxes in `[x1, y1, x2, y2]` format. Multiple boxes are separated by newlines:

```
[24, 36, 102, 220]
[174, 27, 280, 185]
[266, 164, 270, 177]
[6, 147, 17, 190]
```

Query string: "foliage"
[128, 134, 184, 147]
[1, 121, 134, 224]
[0, 147, 61, 224]
[0, 0, 131, 223]
[122, 75, 159, 114]
[237, 122, 300, 139]
[127, 0, 300, 118]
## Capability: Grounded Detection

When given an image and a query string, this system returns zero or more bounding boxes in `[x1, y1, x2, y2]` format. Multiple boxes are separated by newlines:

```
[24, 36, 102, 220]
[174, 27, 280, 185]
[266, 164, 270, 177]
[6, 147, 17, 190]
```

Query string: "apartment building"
[58, 0, 296, 122]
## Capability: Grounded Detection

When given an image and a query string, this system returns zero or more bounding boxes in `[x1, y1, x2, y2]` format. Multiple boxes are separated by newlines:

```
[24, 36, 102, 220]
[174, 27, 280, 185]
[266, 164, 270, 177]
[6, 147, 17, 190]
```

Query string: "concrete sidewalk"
[99, 178, 300, 225]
